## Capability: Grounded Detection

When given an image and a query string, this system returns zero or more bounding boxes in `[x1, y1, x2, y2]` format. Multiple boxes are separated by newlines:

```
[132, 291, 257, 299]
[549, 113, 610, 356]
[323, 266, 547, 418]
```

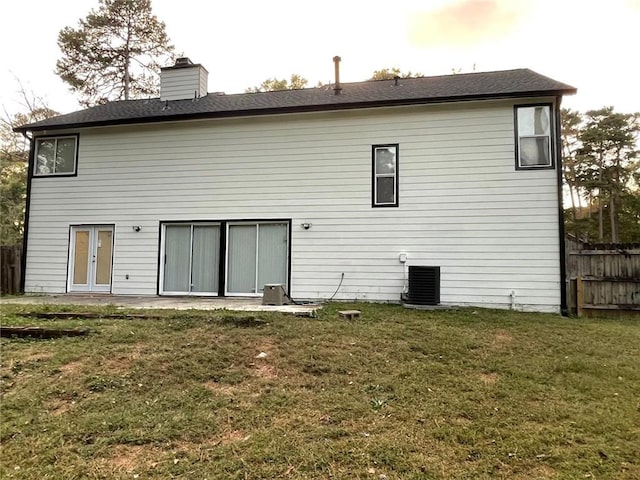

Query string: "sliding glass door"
[160, 221, 288, 296]
[226, 223, 288, 296]
[162, 223, 220, 295]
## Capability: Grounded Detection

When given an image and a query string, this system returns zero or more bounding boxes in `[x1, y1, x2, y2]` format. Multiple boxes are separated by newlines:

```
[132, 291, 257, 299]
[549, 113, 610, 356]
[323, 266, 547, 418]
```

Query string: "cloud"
[408, 0, 531, 47]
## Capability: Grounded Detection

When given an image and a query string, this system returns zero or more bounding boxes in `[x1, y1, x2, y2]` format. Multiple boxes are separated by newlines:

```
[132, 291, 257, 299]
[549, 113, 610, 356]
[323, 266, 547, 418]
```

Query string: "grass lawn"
[1, 303, 639, 479]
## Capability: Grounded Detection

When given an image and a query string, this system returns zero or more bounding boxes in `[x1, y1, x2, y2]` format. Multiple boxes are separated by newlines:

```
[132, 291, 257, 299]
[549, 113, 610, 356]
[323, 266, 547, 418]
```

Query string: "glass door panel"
[162, 224, 221, 295]
[227, 223, 288, 296]
[72, 230, 90, 286]
[163, 225, 191, 293]
[227, 225, 257, 294]
[95, 230, 113, 285]
[192, 225, 220, 293]
[257, 224, 287, 292]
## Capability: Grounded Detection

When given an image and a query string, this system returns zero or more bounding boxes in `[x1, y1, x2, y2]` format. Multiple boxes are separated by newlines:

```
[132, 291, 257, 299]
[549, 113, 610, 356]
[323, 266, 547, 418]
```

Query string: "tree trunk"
[610, 192, 618, 242]
[568, 182, 577, 220]
[597, 153, 604, 241]
[609, 150, 623, 243]
[124, 62, 130, 100]
[123, 20, 132, 100]
[598, 190, 604, 242]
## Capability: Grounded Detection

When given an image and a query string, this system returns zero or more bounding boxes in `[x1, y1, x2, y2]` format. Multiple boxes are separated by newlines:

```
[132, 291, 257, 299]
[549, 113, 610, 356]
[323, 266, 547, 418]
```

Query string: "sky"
[1, 0, 639, 117]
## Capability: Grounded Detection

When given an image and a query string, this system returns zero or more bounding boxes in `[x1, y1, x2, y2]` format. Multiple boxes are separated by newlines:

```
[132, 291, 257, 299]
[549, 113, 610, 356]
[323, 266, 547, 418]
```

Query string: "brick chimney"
[160, 57, 209, 101]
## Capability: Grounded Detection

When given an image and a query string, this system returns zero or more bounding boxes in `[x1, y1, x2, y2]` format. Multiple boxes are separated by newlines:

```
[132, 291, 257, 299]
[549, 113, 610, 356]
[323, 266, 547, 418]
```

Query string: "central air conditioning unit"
[407, 266, 440, 305]
[262, 284, 284, 306]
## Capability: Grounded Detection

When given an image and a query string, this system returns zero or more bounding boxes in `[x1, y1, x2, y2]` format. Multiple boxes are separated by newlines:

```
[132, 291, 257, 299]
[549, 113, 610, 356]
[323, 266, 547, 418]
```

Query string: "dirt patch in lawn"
[218, 429, 249, 444]
[45, 398, 76, 416]
[100, 343, 145, 374]
[92, 444, 166, 474]
[17, 349, 53, 364]
[0, 346, 53, 373]
[253, 363, 278, 379]
[478, 372, 499, 384]
[204, 380, 245, 396]
[58, 360, 84, 376]
[492, 330, 514, 347]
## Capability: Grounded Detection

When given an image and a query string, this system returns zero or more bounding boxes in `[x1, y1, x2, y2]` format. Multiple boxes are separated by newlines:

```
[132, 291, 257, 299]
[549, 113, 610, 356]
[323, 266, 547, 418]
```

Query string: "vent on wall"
[408, 266, 441, 305]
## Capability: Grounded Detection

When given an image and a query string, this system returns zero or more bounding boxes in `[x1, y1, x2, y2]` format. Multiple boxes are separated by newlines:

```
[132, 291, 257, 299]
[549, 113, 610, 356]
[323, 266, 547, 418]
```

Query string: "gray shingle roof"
[15, 68, 576, 133]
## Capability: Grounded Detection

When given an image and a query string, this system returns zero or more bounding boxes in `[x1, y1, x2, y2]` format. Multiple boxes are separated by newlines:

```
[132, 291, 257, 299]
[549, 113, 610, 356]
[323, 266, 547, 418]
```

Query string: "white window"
[515, 105, 553, 169]
[372, 144, 399, 207]
[34, 135, 78, 176]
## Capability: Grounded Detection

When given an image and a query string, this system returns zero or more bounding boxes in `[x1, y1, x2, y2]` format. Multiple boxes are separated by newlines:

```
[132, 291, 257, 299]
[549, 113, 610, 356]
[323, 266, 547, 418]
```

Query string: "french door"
[226, 222, 288, 296]
[161, 224, 221, 295]
[68, 225, 114, 292]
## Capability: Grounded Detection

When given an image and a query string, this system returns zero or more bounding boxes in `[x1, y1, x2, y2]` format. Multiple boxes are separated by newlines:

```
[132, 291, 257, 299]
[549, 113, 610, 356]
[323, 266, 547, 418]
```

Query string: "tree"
[1, 84, 58, 245]
[563, 107, 640, 243]
[561, 108, 584, 221]
[245, 74, 308, 93]
[369, 68, 423, 80]
[56, 0, 175, 107]
[576, 107, 639, 242]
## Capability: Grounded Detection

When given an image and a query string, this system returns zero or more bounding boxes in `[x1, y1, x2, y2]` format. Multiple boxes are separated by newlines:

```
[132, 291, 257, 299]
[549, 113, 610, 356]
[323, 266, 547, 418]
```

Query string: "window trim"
[33, 134, 79, 177]
[514, 103, 554, 170]
[372, 143, 399, 208]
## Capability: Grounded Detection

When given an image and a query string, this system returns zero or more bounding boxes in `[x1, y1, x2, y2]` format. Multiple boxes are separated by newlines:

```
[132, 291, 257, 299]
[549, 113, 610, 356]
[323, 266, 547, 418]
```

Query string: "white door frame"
[68, 225, 114, 293]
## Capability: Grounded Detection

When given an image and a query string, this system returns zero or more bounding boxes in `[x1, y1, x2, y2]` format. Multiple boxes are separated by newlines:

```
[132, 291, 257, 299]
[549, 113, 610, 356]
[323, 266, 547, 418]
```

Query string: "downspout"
[19, 131, 34, 294]
[555, 96, 569, 316]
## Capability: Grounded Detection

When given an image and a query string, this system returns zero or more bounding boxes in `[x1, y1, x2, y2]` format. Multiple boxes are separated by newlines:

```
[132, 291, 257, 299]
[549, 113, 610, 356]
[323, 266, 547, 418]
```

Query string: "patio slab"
[0, 294, 320, 316]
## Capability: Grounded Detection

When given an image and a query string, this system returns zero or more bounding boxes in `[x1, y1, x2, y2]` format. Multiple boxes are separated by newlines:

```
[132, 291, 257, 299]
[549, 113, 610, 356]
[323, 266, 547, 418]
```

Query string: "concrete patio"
[0, 294, 320, 316]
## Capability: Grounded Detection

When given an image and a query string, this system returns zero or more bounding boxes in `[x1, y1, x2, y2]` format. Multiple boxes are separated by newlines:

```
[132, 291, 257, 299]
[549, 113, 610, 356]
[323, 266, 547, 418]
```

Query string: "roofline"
[13, 88, 576, 133]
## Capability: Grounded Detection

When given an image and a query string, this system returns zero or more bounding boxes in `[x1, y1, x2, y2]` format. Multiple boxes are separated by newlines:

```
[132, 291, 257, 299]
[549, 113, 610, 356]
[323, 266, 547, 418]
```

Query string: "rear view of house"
[15, 57, 576, 312]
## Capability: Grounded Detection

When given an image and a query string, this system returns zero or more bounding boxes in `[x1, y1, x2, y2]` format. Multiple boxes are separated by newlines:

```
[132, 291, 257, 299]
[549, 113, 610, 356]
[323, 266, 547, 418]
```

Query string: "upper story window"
[34, 135, 78, 176]
[372, 144, 399, 207]
[515, 105, 554, 169]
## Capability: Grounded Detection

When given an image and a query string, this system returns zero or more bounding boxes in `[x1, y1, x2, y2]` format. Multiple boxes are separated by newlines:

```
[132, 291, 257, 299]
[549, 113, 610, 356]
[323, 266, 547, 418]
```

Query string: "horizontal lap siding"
[160, 68, 206, 101]
[25, 100, 560, 311]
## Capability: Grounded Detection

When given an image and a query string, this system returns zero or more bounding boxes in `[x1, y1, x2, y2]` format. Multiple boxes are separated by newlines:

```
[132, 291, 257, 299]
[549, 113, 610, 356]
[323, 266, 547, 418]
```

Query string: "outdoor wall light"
[301, 223, 312, 230]
[132, 225, 142, 232]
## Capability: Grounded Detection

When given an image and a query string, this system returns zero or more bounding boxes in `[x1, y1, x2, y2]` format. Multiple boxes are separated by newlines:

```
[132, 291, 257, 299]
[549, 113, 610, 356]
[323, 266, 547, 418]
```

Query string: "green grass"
[1, 303, 639, 479]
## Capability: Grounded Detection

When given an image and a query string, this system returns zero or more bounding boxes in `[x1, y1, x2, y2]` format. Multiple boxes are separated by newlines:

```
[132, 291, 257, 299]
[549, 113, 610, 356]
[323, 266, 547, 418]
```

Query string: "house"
[15, 57, 576, 313]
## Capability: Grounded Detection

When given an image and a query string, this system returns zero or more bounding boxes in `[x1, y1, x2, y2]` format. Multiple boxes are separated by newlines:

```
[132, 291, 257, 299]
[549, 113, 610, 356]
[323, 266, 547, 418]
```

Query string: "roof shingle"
[15, 68, 576, 133]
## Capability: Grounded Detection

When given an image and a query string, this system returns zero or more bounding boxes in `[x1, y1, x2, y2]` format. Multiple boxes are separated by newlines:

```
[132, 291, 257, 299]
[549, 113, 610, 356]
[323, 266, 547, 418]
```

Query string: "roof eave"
[13, 88, 577, 134]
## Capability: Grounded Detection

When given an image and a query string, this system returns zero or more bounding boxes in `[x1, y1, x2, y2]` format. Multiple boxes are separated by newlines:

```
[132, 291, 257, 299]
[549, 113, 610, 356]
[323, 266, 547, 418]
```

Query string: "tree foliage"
[1, 85, 58, 245]
[370, 68, 423, 80]
[56, 0, 174, 107]
[245, 74, 308, 93]
[562, 107, 640, 243]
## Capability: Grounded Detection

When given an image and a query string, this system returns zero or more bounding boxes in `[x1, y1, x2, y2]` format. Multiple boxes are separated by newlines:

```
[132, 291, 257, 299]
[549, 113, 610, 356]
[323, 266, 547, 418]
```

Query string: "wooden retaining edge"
[18, 312, 160, 320]
[1, 326, 91, 339]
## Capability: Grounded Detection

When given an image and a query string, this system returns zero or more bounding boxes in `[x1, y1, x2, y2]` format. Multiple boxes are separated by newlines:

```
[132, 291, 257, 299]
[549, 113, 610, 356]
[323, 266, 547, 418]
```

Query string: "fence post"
[576, 277, 584, 317]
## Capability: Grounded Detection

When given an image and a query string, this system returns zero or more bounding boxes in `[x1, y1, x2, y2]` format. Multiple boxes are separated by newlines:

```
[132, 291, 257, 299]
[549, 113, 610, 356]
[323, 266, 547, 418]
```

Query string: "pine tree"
[56, 0, 174, 107]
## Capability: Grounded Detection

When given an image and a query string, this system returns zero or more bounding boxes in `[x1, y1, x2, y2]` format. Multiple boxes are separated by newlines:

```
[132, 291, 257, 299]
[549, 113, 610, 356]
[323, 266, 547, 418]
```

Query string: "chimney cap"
[175, 57, 193, 66]
[161, 57, 209, 74]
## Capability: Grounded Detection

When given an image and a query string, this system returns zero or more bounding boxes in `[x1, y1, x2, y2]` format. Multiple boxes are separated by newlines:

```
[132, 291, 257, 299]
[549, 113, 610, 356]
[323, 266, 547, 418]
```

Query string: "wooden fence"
[566, 238, 640, 317]
[0, 245, 21, 295]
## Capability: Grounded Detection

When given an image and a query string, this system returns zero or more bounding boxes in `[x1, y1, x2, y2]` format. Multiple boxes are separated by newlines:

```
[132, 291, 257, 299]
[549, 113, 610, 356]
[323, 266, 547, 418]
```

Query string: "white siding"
[25, 99, 562, 311]
[160, 66, 208, 100]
